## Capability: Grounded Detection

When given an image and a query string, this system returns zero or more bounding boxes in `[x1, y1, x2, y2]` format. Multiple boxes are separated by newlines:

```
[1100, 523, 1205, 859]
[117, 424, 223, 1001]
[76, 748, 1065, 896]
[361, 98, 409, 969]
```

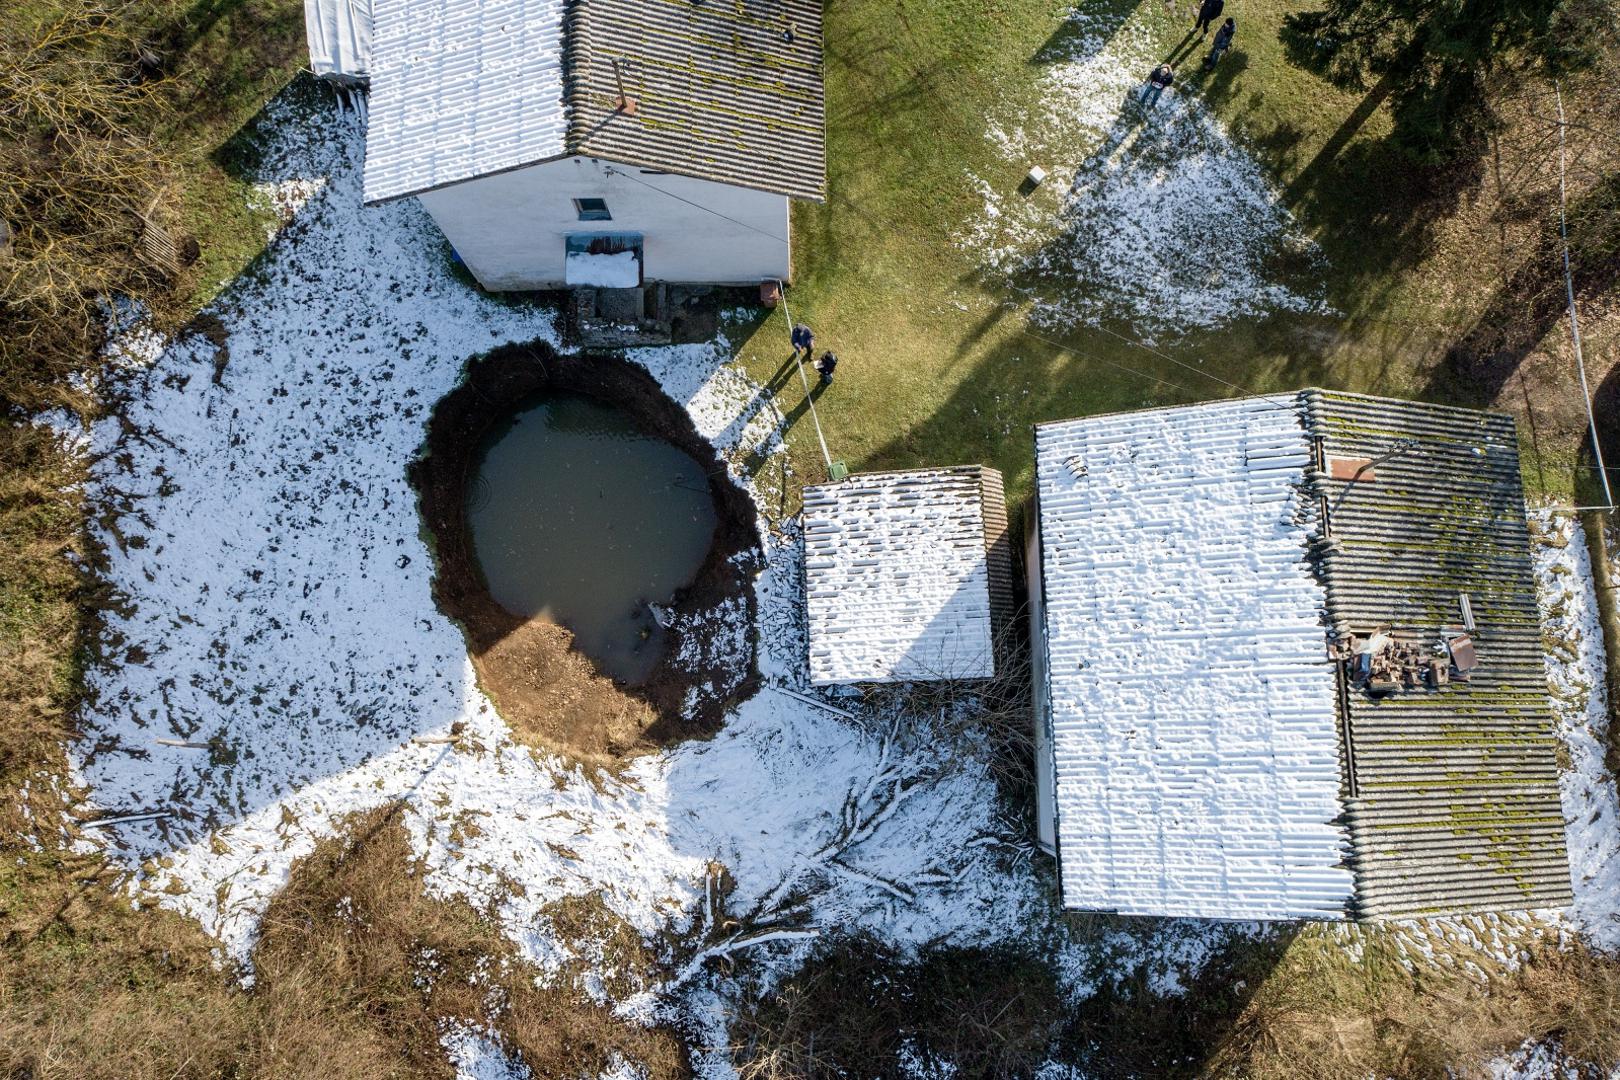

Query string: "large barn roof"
[362, 0, 826, 204]
[1033, 390, 1572, 921]
[1034, 397, 1354, 921]
[803, 467, 1012, 686]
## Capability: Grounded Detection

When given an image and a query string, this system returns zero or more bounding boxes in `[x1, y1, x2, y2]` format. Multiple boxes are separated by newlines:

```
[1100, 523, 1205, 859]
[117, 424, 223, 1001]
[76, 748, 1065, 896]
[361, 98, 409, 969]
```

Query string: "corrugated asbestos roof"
[567, 0, 826, 202]
[1302, 389, 1573, 918]
[305, 0, 373, 83]
[803, 467, 1009, 685]
[1033, 390, 1572, 921]
[365, 0, 570, 203]
[1034, 399, 1355, 920]
[363, 0, 826, 204]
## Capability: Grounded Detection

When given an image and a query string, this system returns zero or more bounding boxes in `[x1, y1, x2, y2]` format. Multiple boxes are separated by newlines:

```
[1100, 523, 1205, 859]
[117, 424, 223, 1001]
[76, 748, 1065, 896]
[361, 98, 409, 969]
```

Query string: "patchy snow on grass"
[1484, 1037, 1598, 1080]
[67, 83, 1617, 1080]
[68, 86, 1070, 1053]
[1531, 510, 1620, 952]
[441, 1023, 532, 1080]
[959, 5, 1324, 335]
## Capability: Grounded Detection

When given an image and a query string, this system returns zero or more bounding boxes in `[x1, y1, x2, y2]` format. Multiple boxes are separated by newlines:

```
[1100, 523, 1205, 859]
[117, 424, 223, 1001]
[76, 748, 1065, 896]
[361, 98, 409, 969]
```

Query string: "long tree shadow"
[1423, 171, 1620, 411]
[1030, 0, 1148, 65]
[1230, 87, 1472, 323]
[724, 919, 1302, 1079]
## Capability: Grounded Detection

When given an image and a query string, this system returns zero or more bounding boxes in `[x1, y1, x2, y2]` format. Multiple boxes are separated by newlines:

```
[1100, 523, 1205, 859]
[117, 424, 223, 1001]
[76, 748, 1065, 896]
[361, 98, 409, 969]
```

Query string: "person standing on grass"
[1140, 63, 1174, 107]
[814, 351, 838, 386]
[791, 322, 815, 358]
[1194, 0, 1224, 36]
[1204, 18, 1235, 68]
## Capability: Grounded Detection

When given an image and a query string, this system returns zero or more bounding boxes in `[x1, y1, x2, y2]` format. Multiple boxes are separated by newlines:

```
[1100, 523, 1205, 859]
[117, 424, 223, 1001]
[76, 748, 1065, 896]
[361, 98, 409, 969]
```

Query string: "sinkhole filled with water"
[466, 393, 719, 685]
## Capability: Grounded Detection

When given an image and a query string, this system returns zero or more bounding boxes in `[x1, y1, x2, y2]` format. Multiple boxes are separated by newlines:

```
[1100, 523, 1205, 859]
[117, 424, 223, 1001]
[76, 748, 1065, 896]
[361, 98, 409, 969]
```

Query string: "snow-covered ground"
[1487, 1036, 1620, 1080]
[54, 85, 1620, 1078]
[958, 4, 1325, 334]
[1531, 512, 1620, 952]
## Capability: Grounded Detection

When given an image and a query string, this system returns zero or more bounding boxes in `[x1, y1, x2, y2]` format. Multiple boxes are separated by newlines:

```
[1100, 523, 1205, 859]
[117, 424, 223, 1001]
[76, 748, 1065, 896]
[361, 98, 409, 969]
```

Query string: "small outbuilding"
[349, 0, 826, 291]
[304, 0, 373, 86]
[1028, 389, 1572, 921]
[803, 466, 1014, 686]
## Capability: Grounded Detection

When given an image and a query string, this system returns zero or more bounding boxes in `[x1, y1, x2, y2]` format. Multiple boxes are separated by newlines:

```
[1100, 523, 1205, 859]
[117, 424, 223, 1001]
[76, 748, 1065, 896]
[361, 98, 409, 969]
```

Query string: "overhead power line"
[1552, 80, 1615, 510]
[602, 166, 790, 247]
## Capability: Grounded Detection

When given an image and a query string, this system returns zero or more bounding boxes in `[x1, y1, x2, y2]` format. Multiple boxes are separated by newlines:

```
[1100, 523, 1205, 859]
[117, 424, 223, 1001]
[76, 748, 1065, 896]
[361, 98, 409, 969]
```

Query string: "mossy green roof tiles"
[1302, 389, 1573, 919]
[566, 0, 826, 201]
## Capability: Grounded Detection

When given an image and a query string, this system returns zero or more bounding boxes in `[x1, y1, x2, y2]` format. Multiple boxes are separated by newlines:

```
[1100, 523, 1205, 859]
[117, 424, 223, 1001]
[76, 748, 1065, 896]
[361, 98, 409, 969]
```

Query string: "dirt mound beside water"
[410, 341, 761, 765]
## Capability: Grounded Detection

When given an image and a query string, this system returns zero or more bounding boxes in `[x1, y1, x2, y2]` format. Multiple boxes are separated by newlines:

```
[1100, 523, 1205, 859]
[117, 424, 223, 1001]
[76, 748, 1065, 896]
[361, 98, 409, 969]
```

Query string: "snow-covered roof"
[361, 0, 827, 205]
[803, 467, 1010, 685]
[304, 0, 373, 83]
[364, 0, 569, 204]
[1033, 397, 1354, 920]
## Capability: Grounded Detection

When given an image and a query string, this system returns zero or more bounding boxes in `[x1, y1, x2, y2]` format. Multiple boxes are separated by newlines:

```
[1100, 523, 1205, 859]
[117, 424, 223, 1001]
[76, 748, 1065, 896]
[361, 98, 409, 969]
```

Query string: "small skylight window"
[574, 198, 611, 222]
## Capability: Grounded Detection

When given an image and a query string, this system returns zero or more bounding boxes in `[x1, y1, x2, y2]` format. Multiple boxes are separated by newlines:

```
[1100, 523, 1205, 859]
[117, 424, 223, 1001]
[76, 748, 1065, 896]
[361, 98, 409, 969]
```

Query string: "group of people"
[1139, 0, 1237, 109]
[791, 322, 838, 386]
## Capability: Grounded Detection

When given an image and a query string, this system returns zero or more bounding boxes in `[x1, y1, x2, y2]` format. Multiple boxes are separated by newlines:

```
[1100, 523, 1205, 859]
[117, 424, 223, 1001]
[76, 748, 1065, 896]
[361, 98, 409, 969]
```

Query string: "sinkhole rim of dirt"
[409, 341, 762, 763]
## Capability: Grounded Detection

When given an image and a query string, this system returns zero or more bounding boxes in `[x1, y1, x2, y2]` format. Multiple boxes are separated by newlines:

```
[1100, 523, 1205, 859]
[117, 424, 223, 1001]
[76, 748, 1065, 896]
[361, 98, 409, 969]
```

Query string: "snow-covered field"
[54, 86, 1620, 1078]
[958, 4, 1325, 334]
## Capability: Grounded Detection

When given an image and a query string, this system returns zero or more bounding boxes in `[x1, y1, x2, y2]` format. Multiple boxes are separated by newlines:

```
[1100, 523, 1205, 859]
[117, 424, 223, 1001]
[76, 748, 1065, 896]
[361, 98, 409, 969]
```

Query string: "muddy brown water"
[466, 393, 719, 684]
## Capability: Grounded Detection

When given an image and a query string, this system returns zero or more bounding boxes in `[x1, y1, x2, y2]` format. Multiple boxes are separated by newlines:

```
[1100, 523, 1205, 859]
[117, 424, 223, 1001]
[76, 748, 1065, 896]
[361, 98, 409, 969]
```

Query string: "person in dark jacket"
[814, 350, 838, 385]
[1194, 0, 1224, 35]
[1204, 17, 1235, 67]
[1139, 63, 1174, 108]
[791, 322, 815, 357]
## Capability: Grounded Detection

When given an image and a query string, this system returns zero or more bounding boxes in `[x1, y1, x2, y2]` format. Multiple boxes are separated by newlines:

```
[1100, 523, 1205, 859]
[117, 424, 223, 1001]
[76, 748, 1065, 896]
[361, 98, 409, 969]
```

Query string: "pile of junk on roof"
[1332, 623, 1480, 695]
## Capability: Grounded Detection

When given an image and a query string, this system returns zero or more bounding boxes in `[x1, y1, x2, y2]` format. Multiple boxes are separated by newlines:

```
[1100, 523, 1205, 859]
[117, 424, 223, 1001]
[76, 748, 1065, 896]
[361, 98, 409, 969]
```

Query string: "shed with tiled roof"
[803, 467, 1014, 686]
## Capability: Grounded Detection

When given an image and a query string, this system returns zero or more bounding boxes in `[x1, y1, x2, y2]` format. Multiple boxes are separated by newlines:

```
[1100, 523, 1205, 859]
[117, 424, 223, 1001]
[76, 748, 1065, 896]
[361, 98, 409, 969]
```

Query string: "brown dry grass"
[1207, 928, 1620, 1079]
[1, 804, 690, 1079]
[2, 3, 183, 410]
[0, 423, 87, 835]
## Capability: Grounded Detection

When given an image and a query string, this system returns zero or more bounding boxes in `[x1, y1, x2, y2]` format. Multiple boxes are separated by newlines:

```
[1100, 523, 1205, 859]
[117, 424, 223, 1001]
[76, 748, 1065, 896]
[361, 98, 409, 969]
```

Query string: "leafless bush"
[853, 609, 1039, 798]
[730, 937, 1064, 1080]
[0, 3, 185, 410]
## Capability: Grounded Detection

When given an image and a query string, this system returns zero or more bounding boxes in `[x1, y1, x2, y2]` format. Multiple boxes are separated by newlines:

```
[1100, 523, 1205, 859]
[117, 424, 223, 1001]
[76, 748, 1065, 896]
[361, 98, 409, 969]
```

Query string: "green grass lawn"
[730, 0, 1605, 506]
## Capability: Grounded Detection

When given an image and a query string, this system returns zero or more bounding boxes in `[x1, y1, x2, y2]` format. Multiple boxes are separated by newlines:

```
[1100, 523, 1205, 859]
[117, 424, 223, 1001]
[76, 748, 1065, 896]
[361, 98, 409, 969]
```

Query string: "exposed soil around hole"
[411, 341, 761, 765]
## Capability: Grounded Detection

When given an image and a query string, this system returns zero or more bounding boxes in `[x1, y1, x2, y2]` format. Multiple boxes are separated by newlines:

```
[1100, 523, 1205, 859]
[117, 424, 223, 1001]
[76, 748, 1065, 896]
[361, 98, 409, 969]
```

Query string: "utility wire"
[1552, 80, 1615, 510]
[617, 145, 1602, 506]
[1085, 316, 1292, 406]
[775, 282, 837, 478]
[1011, 314, 1295, 410]
[610, 162, 1290, 408]
[602, 167, 791, 247]
[1012, 324, 1206, 399]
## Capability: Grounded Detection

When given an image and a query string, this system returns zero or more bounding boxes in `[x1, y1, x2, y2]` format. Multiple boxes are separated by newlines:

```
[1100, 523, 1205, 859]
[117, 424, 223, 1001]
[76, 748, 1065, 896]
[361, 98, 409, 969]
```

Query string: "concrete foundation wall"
[415, 156, 792, 290]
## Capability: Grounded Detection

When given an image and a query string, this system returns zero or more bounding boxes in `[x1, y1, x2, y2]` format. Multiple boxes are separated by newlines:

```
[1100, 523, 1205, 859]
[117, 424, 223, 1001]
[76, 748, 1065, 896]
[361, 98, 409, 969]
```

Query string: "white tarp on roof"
[803, 468, 997, 685]
[1034, 397, 1353, 920]
[304, 0, 373, 82]
[363, 0, 567, 204]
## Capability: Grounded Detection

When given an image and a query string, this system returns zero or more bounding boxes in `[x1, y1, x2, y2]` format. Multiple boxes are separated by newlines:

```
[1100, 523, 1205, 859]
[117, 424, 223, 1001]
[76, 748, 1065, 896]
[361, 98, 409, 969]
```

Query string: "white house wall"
[414, 156, 792, 290]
